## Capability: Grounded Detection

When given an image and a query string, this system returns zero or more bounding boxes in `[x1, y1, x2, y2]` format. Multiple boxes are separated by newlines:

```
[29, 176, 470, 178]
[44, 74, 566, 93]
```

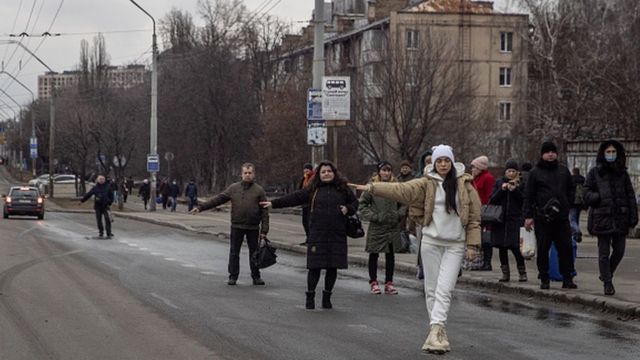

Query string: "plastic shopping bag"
[519, 227, 536, 259]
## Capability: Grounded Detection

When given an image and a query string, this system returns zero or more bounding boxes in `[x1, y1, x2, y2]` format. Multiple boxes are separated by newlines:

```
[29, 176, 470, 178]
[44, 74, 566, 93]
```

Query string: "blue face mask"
[605, 154, 617, 163]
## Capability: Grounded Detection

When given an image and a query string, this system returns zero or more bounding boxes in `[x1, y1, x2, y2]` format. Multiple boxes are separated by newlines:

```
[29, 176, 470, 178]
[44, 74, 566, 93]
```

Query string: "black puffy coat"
[584, 140, 638, 236]
[523, 160, 575, 221]
[271, 182, 358, 269]
[489, 178, 524, 248]
[81, 182, 114, 209]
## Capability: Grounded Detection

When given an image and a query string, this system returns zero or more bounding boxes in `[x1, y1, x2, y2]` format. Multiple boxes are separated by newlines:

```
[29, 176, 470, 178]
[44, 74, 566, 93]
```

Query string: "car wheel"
[37, 214, 44, 220]
[3, 212, 8, 219]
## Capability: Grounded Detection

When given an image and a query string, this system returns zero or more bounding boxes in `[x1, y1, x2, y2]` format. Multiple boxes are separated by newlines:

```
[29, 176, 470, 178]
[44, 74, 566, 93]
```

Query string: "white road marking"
[181, 264, 196, 268]
[151, 252, 164, 256]
[200, 271, 216, 275]
[150, 293, 180, 310]
[164, 257, 177, 261]
[139, 247, 149, 250]
[128, 243, 139, 247]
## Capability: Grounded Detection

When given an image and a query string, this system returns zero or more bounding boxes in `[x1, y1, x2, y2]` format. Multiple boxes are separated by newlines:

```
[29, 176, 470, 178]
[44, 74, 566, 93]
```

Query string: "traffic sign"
[147, 154, 160, 172]
[30, 137, 37, 159]
[307, 89, 323, 121]
[113, 155, 127, 167]
[322, 76, 351, 121]
[164, 152, 175, 161]
[307, 121, 327, 145]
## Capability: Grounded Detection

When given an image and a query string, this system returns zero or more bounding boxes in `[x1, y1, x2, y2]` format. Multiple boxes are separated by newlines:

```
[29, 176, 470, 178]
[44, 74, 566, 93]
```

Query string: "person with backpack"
[570, 168, 586, 242]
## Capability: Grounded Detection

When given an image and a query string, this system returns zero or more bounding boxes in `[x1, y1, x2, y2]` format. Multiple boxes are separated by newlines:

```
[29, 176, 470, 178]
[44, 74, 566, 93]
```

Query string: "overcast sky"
[0, 0, 514, 113]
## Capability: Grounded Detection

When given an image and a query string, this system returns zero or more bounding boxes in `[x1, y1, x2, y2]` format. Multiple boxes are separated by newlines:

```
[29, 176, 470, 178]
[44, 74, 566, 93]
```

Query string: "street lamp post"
[129, 0, 158, 211]
[0, 71, 37, 178]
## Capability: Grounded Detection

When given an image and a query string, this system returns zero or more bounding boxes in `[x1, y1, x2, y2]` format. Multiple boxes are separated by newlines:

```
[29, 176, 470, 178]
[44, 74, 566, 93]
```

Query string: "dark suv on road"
[3, 186, 45, 220]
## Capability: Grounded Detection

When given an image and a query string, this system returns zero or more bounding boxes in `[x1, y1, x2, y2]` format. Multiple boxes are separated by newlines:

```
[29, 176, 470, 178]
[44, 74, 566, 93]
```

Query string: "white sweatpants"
[422, 242, 465, 326]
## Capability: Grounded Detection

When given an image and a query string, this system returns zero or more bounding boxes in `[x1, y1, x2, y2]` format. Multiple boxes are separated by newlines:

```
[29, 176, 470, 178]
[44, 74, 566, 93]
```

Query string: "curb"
[50, 208, 640, 320]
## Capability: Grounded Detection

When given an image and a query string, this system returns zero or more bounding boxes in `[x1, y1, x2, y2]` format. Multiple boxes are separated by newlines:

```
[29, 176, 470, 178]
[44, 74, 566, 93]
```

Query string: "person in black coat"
[168, 180, 180, 212]
[489, 160, 526, 282]
[80, 175, 114, 237]
[261, 160, 358, 310]
[139, 179, 151, 210]
[523, 141, 577, 290]
[184, 179, 198, 212]
[583, 140, 638, 296]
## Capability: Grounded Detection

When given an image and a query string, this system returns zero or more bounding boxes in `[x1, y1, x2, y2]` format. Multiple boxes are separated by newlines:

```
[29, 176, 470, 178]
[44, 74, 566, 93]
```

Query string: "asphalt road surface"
[1, 208, 640, 360]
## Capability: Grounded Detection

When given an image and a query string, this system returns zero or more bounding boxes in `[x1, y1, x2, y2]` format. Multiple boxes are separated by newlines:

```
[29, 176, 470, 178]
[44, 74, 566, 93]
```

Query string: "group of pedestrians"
[77, 138, 637, 356]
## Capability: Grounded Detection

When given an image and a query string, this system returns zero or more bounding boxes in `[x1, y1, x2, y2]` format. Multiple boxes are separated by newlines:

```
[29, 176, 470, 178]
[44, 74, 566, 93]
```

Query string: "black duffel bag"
[346, 214, 365, 238]
[251, 238, 277, 269]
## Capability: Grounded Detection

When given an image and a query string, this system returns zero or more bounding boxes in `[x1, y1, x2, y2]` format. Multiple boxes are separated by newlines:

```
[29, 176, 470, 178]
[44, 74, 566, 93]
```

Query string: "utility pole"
[312, 0, 325, 165]
[130, 0, 158, 211]
[48, 94, 55, 197]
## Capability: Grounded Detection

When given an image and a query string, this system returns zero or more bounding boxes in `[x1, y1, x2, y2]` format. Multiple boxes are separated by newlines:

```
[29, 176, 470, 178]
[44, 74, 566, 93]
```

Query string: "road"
[2, 168, 640, 359]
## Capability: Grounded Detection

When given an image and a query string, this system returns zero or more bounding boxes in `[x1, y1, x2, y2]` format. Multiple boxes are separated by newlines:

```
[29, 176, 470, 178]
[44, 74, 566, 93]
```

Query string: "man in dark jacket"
[139, 179, 150, 210]
[397, 160, 415, 182]
[583, 140, 638, 295]
[190, 163, 269, 285]
[523, 141, 577, 290]
[159, 179, 170, 210]
[81, 175, 114, 238]
[168, 180, 180, 212]
[184, 179, 198, 212]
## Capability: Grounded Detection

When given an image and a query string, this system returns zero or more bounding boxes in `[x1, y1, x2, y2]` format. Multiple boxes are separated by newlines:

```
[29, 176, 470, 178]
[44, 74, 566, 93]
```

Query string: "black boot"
[322, 290, 332, 309]
[604, 281, 615, 296]
[305, 291, 315, 310]
[499, 265, 510, 282]
[517, 265, 527, 282]
[562, 278, 578, 289]
[540, 277, 550, 290]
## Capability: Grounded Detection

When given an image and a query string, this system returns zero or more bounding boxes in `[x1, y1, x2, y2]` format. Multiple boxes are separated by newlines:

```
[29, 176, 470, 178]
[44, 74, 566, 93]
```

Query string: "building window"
[499, 101, 512, 122]
[499, 67, 512, 86]
[500, 32, 513, 52]
[406, 30, 419, 49]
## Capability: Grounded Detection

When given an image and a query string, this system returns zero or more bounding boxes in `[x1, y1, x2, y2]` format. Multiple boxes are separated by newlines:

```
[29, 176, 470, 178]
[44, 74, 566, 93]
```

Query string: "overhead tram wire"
[2, 0, 25, 66]
[2, 0, 38, 75]
[7, 0, 46, 87]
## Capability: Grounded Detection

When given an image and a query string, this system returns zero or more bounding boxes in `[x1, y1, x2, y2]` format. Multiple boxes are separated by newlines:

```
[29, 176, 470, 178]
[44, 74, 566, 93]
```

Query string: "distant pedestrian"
[358, 161, 405, 295]
[397, 160, 415, 182]
[350, 145, 481, 355]
[169, 180, 180, 212]
[298, 163, 315, 246]
[80, 175, 114, 238]
[139, 179, 151, 210]
[570, 168, 586, 242]
[261, 160, 358, 310]
[523, 141, 577, 290]
[413, 150, 434, 280]
[126, 176, 134, 197]
[489, 160, 527, 282]
[159, 179, 170, 210]
[184, 179, 198, 212]
[470, 155, 495, 271]
[191, 163, 269, 286]
[584, 140, 638, 295]
[120, 181, 129, 203]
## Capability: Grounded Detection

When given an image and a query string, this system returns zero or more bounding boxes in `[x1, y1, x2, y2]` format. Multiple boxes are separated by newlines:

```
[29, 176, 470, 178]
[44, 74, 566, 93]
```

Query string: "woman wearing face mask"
[260, 161, 358, 310]
[583, 140, 638, 295]
[350, 145, 481, 355]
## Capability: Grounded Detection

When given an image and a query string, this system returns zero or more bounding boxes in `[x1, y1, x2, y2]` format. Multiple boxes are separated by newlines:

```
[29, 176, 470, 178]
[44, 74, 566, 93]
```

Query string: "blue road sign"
[147, 154, 160, 172]
[307, 88, 323, 121]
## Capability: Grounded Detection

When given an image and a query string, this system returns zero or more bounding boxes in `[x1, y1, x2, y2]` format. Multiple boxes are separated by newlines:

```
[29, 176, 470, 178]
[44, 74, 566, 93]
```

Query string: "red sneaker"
[384, 281, 398, 295]
[370, 280, 382, 294]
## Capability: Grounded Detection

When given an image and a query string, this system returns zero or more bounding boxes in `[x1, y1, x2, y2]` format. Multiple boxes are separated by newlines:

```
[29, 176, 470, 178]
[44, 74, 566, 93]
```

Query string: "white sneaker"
[438, 325, 451, 352]
[421, 324, 448, 354]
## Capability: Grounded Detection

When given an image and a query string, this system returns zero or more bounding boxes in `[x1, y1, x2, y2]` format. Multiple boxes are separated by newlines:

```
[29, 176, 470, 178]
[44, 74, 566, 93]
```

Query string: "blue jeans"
[170, 196, 177, 211]
[187, 197, 197, 211]
[569, 207, 581, 238]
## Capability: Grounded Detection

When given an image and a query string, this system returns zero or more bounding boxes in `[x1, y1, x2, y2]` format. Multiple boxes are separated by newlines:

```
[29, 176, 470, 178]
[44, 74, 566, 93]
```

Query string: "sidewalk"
[47, 195, 640, 319]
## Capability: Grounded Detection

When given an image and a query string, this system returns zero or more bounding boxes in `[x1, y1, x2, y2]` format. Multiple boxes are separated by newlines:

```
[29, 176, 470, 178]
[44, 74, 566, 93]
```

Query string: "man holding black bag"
[523, 141, 577, 290]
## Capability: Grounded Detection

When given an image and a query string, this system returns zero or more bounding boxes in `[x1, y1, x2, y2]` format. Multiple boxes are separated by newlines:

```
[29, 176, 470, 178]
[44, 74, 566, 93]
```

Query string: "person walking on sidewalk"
[260, 160, 358, 310]
[190, 163, 269, 286]
[80, 175, 115, 238]
[470, 155, 495, 271]
[159, 179, 170, 210]
[358, 161, 406, 295]
[184, 179, 198, 212]
[168, 180, 180, 212]
[350, 145, 481, 355]
[397, 160, 415, 182]
[570, 168, 586, 242]
[523, 141, 577, 290]
[584, 140, 638, 296]
[489, 160, 527, 282]
[298, 163, 315, 246]
[139, 179, 150, 210]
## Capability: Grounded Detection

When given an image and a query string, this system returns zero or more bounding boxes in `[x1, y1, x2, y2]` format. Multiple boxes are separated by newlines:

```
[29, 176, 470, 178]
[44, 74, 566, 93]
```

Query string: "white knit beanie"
[431, 144, 455, 163]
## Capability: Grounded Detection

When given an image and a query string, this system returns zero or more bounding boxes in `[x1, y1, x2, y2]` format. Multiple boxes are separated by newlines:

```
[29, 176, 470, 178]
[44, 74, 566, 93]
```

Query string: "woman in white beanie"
[350, 144, 481, 355]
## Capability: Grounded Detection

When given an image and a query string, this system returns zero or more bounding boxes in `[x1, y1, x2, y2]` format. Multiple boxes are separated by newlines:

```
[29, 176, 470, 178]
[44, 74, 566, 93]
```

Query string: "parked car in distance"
[3, 186, 45, 220]
[28, 174, 52, 187]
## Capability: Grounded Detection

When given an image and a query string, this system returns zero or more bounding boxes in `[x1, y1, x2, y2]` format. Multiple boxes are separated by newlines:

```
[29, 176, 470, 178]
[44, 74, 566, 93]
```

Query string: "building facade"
[37, 64, 147, 99]
[277, 0, 529, 165]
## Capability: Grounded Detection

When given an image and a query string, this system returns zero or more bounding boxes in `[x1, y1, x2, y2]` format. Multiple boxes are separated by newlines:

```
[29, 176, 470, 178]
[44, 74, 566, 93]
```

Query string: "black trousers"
[498, 247, 525, 268]
[95, 207, 111, 235]
[162, 195, 169, 209]
[307, 268, 337, 292]
[597, 234, 626, 282]
[302, 206, 310, 241]
[535, 218, 574, 280]
[368, 251, 395, 283]
[228, 227, 260, 279]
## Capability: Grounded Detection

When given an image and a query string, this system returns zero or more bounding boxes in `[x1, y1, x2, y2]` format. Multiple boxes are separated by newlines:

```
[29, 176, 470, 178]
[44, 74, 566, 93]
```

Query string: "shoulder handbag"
[310, 188, 365, 238]
[481, 204, 504, 224]
[251, 238, 277, 269]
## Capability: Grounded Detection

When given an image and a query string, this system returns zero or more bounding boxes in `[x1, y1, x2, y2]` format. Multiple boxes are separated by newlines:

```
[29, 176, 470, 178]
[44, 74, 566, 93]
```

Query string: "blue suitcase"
[549, 239, 577, 281]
